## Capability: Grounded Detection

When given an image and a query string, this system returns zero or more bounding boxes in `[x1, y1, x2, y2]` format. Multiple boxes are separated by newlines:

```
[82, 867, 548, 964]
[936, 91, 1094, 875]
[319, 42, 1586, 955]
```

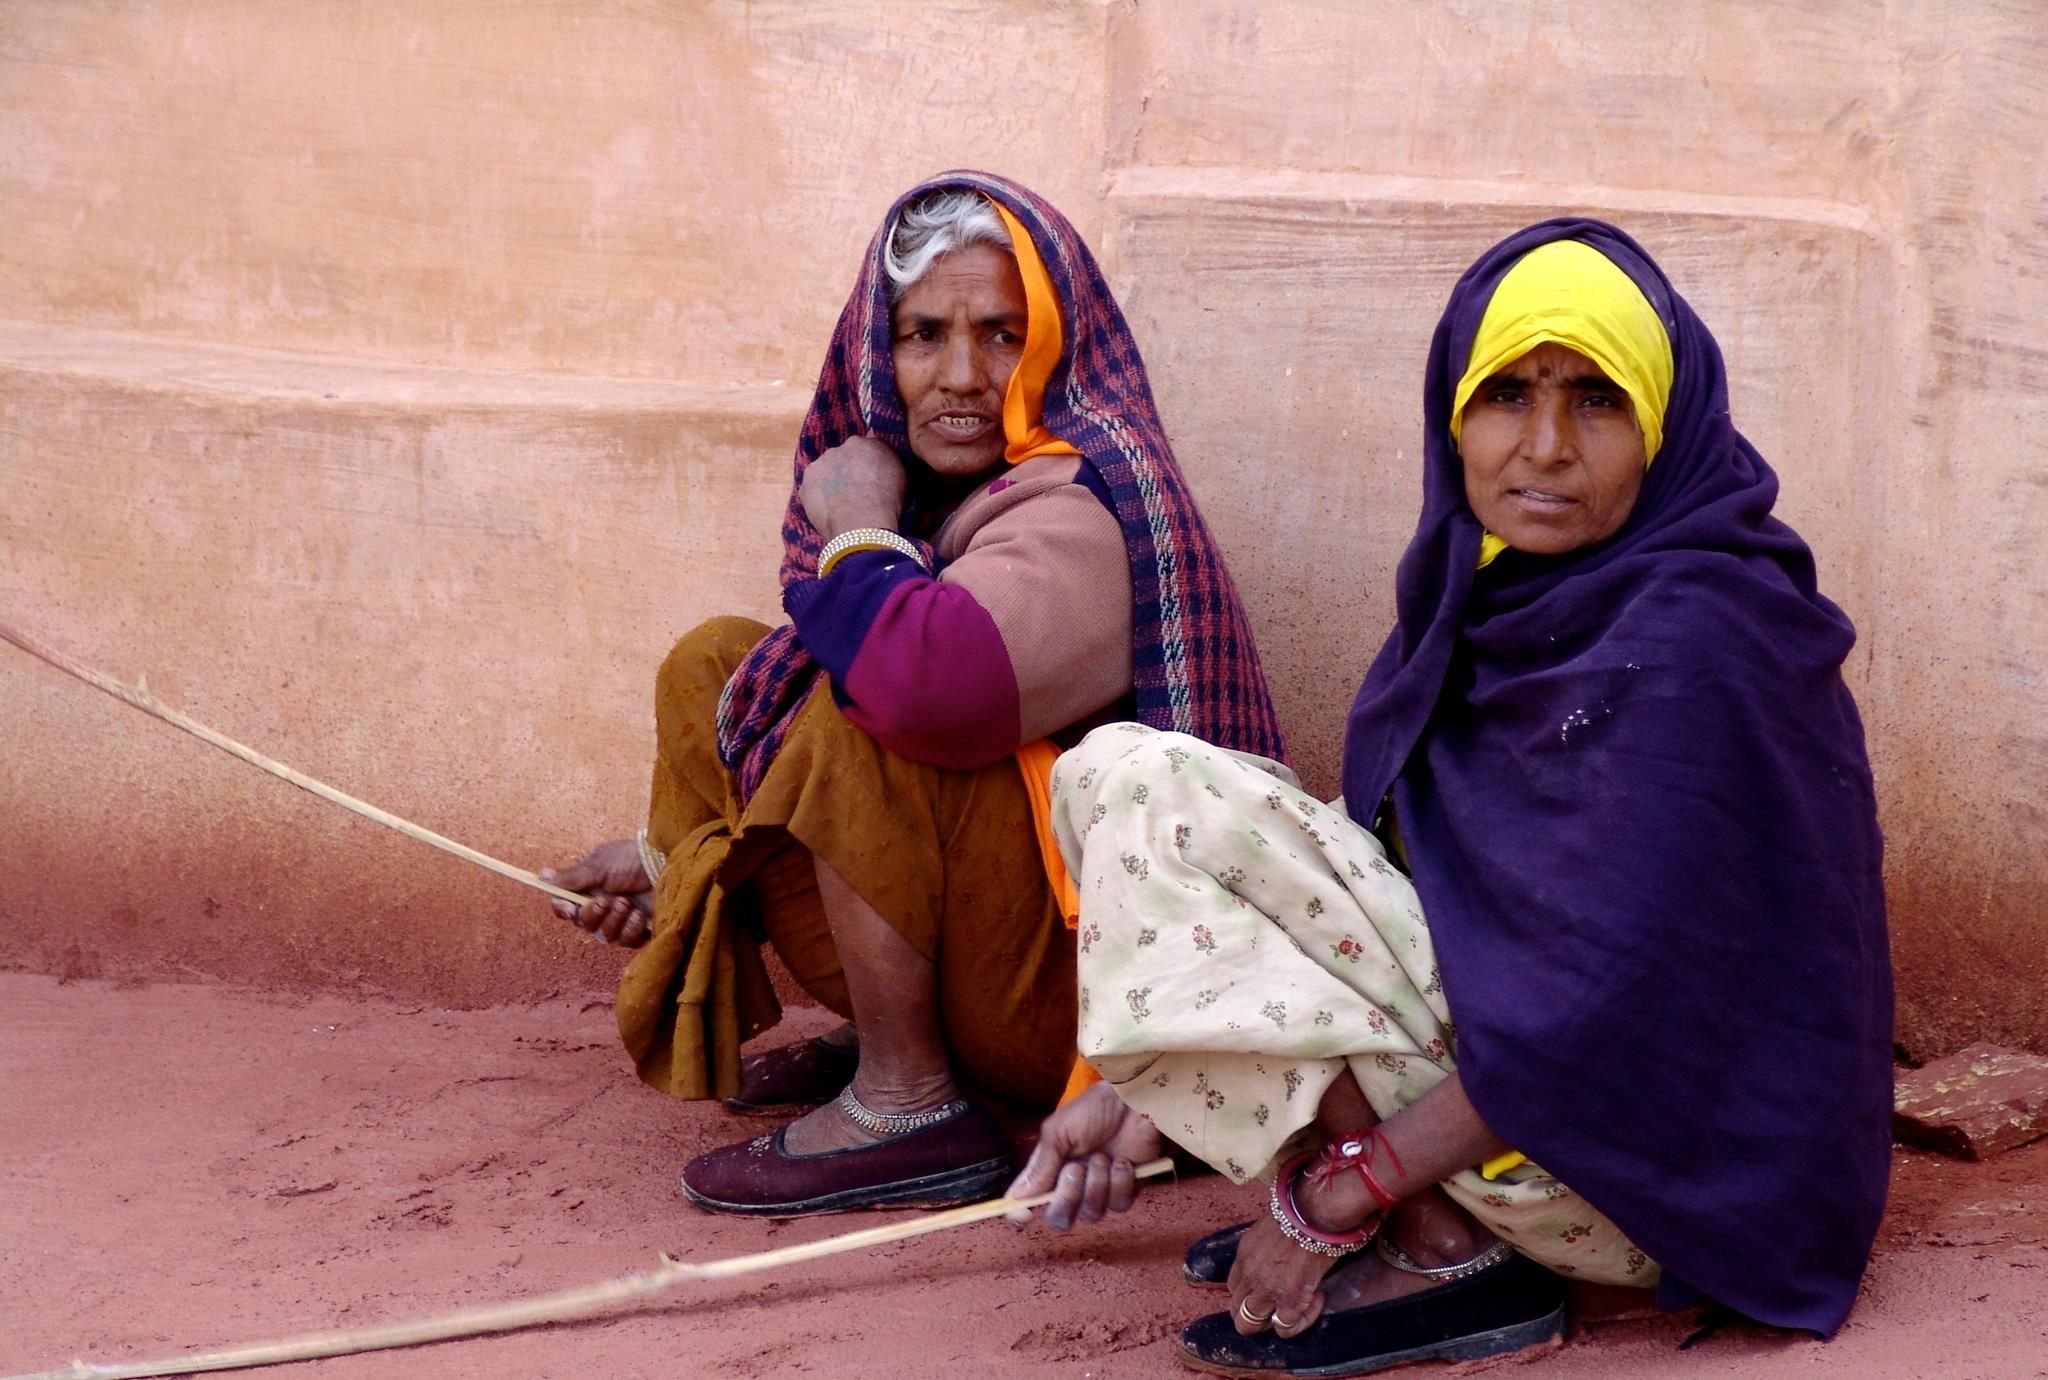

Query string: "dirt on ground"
[2, 973, 2044, 1380]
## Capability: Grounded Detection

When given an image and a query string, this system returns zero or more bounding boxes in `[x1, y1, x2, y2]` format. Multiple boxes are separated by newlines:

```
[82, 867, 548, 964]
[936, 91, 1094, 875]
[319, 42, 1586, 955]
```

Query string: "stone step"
[0, 321, 804, 1004]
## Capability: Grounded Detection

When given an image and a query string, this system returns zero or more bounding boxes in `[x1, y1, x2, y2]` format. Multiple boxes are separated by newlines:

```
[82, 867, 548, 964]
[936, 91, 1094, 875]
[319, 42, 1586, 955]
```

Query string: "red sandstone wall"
[2, 2, 2043, 1057]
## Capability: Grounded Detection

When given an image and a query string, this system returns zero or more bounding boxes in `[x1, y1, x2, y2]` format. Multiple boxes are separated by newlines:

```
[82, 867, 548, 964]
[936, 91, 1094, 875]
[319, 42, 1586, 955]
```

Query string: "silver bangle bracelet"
[1267, 1170, 1375, 1258]
[634, 827, 666, 887]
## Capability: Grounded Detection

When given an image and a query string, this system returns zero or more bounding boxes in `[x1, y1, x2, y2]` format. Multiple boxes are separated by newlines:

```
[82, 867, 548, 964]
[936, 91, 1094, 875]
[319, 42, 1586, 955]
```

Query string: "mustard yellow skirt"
[615, 617, 1077, 1110]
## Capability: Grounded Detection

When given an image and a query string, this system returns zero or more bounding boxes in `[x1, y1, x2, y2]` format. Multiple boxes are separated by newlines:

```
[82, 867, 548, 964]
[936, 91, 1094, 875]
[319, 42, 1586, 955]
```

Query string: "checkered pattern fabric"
[716, 172, 1285, 797]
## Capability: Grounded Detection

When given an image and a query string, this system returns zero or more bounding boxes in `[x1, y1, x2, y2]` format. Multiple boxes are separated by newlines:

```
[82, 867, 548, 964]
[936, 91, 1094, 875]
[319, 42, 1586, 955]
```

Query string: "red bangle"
[1270, 1152, 1378, 1254]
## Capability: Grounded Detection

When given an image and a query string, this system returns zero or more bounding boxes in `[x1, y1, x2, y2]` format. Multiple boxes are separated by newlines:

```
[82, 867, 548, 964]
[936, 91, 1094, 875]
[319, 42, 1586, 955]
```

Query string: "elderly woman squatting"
[543, 173, 1284, 1216]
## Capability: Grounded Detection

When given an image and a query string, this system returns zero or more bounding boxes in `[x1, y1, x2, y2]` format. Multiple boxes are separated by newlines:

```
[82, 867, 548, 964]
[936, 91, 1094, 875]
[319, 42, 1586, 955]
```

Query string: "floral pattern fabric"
[1052, 724, 1656, 1288]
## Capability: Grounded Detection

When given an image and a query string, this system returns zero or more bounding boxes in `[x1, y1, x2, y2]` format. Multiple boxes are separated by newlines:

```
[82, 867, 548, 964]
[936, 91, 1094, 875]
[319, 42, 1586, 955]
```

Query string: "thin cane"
[2, 1159, 1176, 1380]
[0, 620, 588, 908]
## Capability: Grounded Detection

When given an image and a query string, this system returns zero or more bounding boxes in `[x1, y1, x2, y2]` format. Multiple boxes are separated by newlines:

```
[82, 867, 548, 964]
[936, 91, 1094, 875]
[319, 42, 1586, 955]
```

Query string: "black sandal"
[1183, 1220, 1253, 1286]
[1176, 1243, 1564, 1377]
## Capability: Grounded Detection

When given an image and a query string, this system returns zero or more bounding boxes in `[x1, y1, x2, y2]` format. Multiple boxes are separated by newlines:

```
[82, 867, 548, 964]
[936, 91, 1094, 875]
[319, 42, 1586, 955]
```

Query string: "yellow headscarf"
[1450, 240, 1673, 566]
[992, 203, 1081, 465]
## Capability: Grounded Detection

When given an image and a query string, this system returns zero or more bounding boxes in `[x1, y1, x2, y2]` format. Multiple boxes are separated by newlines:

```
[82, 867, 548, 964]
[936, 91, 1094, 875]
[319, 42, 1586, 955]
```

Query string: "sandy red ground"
[3, 973, 2044, 1380]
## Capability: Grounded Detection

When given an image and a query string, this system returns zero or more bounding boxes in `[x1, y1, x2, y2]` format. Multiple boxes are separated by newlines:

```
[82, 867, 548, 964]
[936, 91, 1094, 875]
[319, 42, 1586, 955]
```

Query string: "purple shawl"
[716, 171, 1285, 793]
[1342, 220, 1891, 1334]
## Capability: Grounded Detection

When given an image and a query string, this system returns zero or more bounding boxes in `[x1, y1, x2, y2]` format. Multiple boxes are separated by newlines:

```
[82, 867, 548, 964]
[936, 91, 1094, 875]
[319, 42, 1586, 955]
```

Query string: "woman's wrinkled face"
[891, 243, 1028, 480]
[1457, 342, 1648, 556]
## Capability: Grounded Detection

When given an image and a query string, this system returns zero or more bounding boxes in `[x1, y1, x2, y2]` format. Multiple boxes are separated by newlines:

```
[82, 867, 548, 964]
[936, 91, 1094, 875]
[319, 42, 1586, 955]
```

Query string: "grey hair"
[883, 190, 1013, 301]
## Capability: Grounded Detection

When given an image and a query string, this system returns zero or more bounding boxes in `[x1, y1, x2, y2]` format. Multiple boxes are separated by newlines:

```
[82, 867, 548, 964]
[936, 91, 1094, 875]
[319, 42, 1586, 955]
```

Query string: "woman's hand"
[539, 840, 654, 947]
[1005, 1080, 1164, 1230]
[800, 436, 908, 540]
[1227, 1211, 1339, 1340]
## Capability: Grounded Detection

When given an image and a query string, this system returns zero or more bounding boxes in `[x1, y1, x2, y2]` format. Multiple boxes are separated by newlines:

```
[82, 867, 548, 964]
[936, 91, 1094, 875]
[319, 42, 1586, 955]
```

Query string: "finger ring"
[1237, 1300, 1273, 1327]
[1273, 1314, 1298, 1331]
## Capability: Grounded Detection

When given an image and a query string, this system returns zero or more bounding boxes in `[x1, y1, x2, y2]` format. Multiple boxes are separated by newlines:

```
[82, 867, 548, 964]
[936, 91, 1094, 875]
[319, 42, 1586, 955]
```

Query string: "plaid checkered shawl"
[715, 171, 1285, 797]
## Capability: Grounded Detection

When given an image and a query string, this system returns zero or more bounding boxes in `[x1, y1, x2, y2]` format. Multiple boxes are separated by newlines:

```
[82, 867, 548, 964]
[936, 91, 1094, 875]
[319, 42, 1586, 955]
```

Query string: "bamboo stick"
[2, 1159, 1176, 1380]
[0, 620, 589, 908]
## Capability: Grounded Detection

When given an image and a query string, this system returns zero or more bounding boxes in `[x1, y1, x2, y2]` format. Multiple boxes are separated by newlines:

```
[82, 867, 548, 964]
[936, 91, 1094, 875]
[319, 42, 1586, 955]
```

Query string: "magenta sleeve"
[837, 579, 1023, 770]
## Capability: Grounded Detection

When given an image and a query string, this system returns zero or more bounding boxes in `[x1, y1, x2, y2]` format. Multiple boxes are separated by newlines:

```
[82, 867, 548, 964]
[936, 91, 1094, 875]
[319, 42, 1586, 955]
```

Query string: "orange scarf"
[992, 203, 1086, 934]
[992, 204, 1100, 1102]
[994, 203, 1082, 468]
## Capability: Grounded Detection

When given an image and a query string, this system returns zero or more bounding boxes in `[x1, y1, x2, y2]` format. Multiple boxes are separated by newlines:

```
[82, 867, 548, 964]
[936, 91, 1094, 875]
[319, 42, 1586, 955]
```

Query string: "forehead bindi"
[1534, 345, 1610, 384]
[1488, 359, 1620, 394]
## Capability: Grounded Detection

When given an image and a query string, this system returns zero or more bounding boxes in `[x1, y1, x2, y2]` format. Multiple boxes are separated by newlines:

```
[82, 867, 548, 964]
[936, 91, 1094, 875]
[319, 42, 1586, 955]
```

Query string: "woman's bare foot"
[1319, 1189, 1500, 1312]
[540, 840, 654, 947]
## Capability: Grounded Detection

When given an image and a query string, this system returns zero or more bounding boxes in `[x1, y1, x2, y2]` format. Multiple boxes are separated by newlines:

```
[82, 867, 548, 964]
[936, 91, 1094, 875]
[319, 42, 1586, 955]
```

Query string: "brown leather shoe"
[720, 1036, 861, 1116]
[679, 1101, 1012, 1217]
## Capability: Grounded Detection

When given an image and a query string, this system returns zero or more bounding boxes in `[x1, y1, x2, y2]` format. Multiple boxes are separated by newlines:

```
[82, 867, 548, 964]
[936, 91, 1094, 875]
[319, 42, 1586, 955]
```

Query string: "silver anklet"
[1376, 1237, 1514, 1282]
[836, 1086, 967, 1135]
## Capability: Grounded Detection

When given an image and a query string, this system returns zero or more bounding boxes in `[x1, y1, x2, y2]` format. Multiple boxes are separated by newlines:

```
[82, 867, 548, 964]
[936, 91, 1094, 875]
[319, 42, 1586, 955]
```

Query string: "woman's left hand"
[1227, 1212, 1337, 1339]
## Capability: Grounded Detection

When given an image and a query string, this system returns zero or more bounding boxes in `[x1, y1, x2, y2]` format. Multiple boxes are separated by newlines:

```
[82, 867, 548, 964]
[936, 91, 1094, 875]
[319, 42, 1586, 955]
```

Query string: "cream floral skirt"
[1051, 723, 1655, 1288]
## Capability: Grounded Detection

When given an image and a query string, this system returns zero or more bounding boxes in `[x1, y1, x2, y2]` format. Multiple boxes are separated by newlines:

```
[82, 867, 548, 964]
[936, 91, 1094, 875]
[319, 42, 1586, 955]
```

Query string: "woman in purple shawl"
[1011, 220, 1891, 1374]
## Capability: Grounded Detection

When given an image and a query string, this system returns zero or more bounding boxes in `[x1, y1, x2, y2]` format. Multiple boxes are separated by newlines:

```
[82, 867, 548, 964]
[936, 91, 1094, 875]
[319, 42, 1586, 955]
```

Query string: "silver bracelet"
[817, 527, 927, 578]
[1267, 1166, 1376, 1258]
[634, 827, 666, 887]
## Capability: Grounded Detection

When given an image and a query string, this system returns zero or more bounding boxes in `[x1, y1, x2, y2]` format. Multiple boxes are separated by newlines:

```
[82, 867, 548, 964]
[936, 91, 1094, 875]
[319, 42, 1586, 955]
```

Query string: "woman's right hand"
[1005, 1080, 1165, 1230]
[799, 435, 908, 539]
[540, 840, 654, 947]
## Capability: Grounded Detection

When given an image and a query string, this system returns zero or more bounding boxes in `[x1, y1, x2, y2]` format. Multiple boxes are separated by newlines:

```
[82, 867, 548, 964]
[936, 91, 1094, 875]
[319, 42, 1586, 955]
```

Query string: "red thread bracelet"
[1307, 1129, 1404, 1210]
[1355, 1154, 1398, 1210]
